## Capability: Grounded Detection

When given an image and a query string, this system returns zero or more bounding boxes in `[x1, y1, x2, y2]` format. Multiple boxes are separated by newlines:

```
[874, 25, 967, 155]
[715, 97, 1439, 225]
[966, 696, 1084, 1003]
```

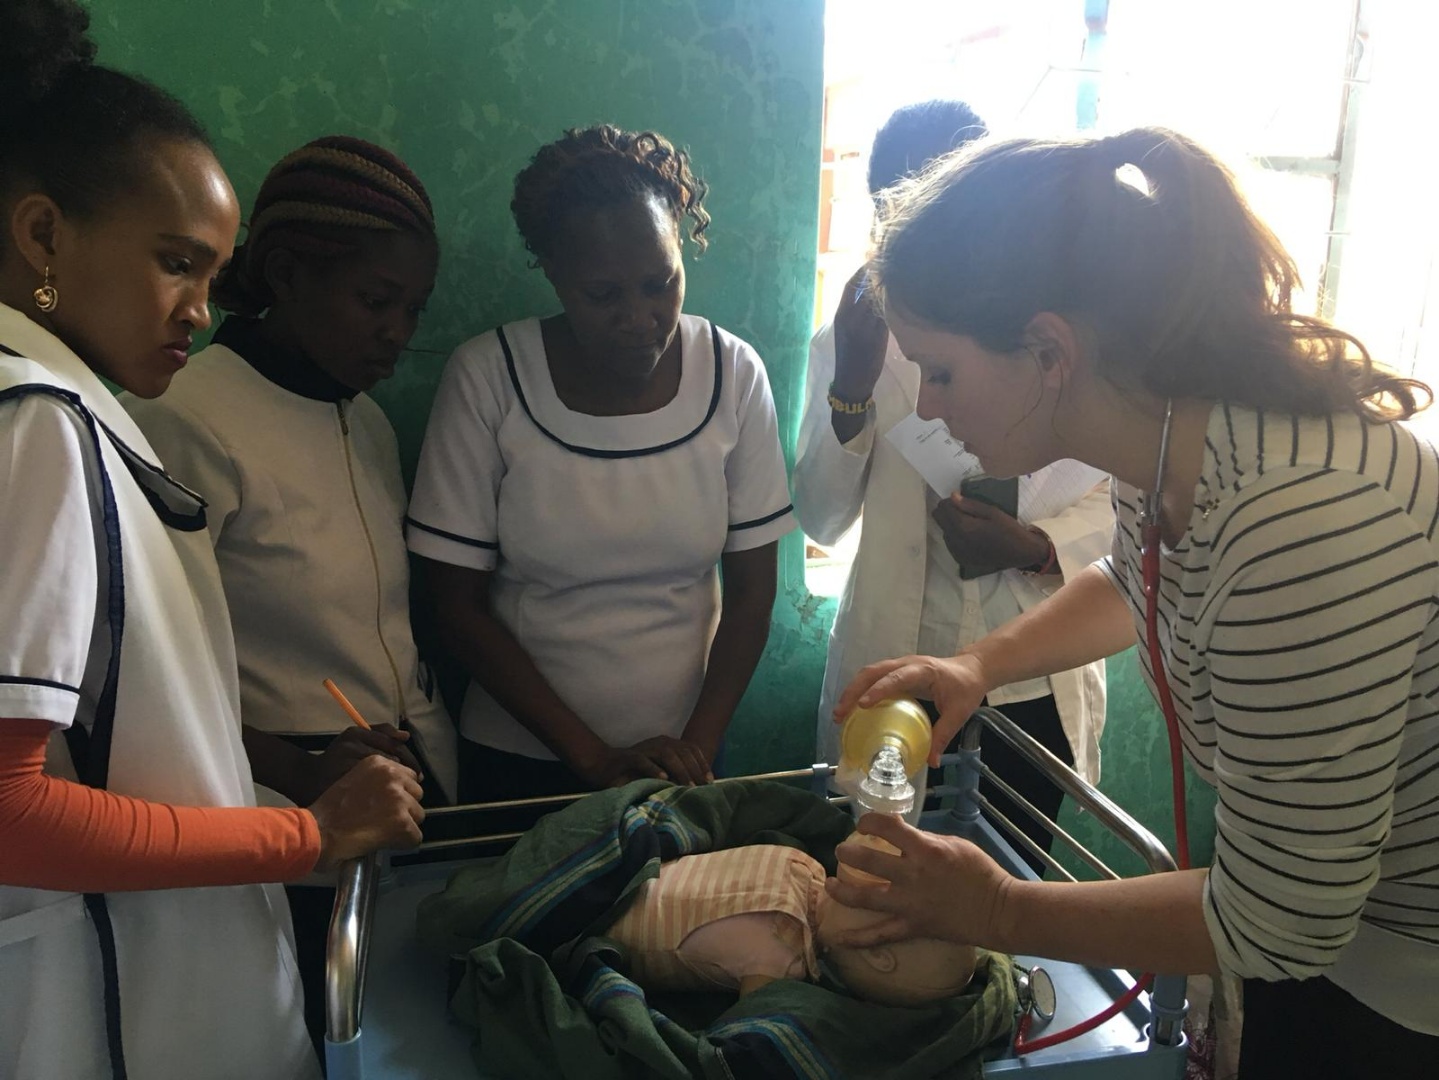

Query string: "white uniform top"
[407, 314, 796, 758]
[793, 321, 1112, 781]
[0, 303, 317, 1079]
[123, 334, 458, 801]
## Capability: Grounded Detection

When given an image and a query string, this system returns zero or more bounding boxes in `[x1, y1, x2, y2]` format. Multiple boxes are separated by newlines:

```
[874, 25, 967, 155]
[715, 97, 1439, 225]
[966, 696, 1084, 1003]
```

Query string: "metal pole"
[959, 707, 1187, 1048]
[424, 764, 836, 817]
[965, 707, 1176, 875]
[325, 852, 378, 1045]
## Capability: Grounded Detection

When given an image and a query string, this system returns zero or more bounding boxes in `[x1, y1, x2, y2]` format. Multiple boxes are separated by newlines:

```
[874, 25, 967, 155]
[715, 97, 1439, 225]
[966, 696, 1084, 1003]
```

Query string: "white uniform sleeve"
[406, 340, 503, 571]
[791, 321, 875, 546]
[1028, 478, 1114, 585]
[0, 395, 99, 726]
[122, 393, 241, 547]
[1095, 483, 1127, 591]
[723, 338, 797, 554]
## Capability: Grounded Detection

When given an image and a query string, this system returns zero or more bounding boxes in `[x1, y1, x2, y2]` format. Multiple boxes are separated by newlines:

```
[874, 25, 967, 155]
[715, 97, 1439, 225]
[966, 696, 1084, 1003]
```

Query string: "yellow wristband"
[827, 382, 874, 415]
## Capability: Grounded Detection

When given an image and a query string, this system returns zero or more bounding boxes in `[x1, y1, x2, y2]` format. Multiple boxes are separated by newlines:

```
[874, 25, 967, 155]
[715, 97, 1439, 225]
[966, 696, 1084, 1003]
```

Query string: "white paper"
[882, 411, 984, 497]
[1019, 459, 1110, 523]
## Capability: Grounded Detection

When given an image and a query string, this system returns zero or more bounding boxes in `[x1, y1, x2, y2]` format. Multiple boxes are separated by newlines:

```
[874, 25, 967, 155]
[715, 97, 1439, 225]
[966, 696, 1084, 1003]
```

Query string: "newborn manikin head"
[814, 835, 978, 1006]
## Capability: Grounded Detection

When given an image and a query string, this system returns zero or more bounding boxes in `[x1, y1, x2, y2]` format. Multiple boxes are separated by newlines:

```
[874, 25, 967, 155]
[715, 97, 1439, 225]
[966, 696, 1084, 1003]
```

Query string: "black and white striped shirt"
[1101, 402, 1439, 1034]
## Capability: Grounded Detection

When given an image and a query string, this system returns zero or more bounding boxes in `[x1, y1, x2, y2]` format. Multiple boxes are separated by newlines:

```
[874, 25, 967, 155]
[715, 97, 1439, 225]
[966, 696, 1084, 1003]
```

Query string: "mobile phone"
[955, 476, 1021, 581]
[959, 475, 1019, 520]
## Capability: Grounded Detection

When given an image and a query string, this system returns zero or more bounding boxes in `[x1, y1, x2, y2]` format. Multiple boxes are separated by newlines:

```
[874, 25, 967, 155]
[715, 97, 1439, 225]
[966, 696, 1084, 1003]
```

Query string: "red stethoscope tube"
[1142, 524, 1192, 872]
[1013, 404, 1190, 1055]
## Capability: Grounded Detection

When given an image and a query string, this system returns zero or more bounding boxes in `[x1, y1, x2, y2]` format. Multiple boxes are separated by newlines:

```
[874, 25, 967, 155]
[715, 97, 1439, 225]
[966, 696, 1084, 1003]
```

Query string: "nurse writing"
[123, 132, 459, 1058]
[0, 3, 423, 1078]
[408, 125, 796, 804]
[126, 136, 458, 811]
[827, 128, 1439, 1078]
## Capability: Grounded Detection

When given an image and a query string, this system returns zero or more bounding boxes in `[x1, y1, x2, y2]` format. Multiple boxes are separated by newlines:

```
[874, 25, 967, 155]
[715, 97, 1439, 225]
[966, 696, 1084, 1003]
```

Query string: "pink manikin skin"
[603, 838, 977, 1006]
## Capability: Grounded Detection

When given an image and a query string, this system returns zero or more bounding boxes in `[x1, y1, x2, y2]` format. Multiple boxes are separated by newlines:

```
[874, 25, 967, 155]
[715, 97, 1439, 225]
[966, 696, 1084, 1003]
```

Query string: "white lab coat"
[0, 305, 318, 1079]
[794, 322, 1112, 782]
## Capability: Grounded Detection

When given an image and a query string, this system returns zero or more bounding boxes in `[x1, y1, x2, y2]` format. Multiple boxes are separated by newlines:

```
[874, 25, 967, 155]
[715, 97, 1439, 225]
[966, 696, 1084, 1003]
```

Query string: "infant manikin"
[600, 838, 977, 1006]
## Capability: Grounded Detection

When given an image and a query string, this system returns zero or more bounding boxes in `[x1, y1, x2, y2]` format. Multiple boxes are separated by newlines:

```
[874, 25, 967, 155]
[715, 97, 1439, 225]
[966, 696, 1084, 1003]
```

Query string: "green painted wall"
[90, 0, 832, 775]
[90, 0, 1213, 871]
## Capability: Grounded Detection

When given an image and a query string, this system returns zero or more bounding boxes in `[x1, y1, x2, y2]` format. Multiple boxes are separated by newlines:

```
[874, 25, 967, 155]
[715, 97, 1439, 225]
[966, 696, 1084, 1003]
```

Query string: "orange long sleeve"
[0, 718, 321, 891]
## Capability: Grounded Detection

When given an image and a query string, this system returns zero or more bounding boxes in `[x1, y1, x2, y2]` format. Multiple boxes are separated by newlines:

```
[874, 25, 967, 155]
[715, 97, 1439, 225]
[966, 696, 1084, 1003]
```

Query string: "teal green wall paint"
[90, 0, 832, 776]
[90, 0, 1210, 871]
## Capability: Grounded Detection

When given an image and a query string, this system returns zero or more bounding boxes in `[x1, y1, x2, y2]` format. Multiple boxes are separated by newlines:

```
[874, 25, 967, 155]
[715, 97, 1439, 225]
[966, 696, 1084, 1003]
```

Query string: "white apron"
[0, 311, 319, 1080]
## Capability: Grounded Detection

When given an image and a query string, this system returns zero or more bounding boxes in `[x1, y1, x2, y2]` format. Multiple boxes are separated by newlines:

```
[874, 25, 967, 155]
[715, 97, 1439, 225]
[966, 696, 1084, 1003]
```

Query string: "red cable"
[1013, 530, 1190, 1056]
[1142, 524, 1191, 872]
[1014, 976, 1153, 1053]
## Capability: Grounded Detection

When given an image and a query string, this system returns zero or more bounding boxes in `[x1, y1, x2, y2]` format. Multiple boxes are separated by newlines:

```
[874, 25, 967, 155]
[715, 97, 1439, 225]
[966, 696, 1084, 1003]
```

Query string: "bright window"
[807, 0, 1439, 594]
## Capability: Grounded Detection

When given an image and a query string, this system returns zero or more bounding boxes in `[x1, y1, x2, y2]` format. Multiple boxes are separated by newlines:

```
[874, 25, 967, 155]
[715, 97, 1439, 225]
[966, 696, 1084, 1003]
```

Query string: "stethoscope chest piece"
[1017, 964, 1057, 1024]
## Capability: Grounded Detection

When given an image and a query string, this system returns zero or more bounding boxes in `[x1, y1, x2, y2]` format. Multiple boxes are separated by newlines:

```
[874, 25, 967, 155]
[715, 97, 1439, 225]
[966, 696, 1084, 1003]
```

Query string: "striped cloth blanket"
[416, 778, 1017, 1079]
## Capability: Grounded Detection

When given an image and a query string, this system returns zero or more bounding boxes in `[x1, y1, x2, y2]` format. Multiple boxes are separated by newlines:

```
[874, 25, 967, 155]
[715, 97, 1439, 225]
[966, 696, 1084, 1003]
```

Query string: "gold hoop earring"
[33, 267, 58, 313]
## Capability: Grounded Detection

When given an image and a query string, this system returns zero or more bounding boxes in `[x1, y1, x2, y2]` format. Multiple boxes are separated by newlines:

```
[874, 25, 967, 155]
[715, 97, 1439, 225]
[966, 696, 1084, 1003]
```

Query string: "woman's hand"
[573, 736, 712, 789]
[931, 494, 1049, 577]
[304, 724, 422, 804]
[834, 652, 993, 766]
[309, 755, 425, 870]
[627, 736, 713, 785]
[824, 813, 1014, 948]
[831, 266, 890, 403]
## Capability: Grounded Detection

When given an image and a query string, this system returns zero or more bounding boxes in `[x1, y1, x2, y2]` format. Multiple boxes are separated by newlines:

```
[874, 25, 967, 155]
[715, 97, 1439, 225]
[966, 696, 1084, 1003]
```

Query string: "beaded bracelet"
[827, 382, 874, 415]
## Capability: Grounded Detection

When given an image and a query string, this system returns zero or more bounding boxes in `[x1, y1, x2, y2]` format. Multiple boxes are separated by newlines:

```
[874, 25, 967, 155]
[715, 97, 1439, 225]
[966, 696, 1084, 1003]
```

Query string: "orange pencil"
[323, 678, 372, 730]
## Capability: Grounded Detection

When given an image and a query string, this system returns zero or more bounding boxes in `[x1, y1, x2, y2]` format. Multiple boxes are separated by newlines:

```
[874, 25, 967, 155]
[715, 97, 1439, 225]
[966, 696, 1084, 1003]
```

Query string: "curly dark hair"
[0, 0, 210, 246]
[511, 124, 710, 262]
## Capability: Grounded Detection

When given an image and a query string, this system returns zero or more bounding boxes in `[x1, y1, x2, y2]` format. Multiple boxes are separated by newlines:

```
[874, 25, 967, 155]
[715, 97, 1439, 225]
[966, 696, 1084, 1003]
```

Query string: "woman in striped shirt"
[825, 127, 1439, 1077]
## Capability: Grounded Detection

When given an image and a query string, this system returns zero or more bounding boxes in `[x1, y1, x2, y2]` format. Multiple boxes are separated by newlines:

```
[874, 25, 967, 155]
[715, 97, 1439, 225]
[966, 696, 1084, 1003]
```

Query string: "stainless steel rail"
[421, 765, 836, 818]
[957, 706, 1186, 1046]
[325, 852, 379, 1044]
[960, 706, 1177, 876]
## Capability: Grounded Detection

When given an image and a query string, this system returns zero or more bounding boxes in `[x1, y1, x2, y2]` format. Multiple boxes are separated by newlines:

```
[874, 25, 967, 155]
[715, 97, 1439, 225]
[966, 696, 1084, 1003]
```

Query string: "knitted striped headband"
[213, 135, 435, 316]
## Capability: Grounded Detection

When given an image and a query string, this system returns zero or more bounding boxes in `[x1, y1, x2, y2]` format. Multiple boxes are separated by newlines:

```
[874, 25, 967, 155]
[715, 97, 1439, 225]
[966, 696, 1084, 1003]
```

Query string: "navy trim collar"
[499, 320, 723, 459]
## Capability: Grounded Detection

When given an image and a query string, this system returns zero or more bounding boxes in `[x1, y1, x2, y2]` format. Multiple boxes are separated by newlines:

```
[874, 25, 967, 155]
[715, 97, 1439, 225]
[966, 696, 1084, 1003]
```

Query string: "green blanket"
[417, 779, 1017, 1079]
